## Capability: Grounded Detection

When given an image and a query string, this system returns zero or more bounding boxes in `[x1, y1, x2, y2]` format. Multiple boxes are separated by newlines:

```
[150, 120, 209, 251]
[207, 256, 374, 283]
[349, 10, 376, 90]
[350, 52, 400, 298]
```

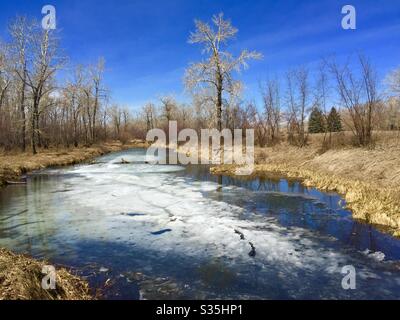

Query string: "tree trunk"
[92, 86, 99, 142]
[35, 110, 41, 148]
[73, 115, 78, 147]
[20, 67, 27, 152]
[31, 104, 37, 155]
[216, 72, 223, 132]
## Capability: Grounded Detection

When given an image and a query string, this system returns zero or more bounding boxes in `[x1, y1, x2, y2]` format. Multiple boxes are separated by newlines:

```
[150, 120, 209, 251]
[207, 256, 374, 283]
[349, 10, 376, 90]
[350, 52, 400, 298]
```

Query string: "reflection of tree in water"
[0, 184, 32, 252]
[0, 175, 70, 258]
[183, 166, 311, 196]
[220, 176, 284, 192]
[347, 222, 377, 252]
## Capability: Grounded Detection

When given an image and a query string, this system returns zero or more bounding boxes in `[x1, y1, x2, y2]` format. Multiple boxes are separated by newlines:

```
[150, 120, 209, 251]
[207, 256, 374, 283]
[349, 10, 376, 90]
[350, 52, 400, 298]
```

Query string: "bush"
[118, 132, 131, 145]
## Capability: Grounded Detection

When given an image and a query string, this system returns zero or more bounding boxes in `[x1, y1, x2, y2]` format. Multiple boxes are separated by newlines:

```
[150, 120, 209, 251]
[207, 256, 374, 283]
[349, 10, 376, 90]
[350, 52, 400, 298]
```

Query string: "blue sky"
[0, 0, 399, 110]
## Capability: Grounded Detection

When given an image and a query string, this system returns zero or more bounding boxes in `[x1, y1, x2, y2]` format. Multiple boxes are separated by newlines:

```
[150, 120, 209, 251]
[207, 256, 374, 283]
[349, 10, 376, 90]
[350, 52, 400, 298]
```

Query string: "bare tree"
[384, 67, 400, 130]
[111, 105, 122, 138]
[14, 20, 64, 154]
[63, 65, 85, 147]
[285, 67, 310, 147]
[262, 78, 281, 144]
[9, 16, 31, 151]
[385, 67, 400, 98]
[185, 13, 261, 132]
[297, 67, 310, 147]
[313, 62, 332, 146]
[89, 57, 106, 142]
[328, 55, 378, 146]
[143, 103, 156, 132]
[244, 102, 268, 147]
[0, 16, 119, 151]
[0, 43, 12, 113]
[160, 96, 177, 124]
[159, 96, 178, 146]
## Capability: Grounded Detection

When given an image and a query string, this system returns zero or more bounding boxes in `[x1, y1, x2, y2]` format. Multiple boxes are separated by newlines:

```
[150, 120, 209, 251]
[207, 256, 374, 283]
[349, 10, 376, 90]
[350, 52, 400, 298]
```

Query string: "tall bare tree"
[14, 20, 64, 154]
[185, 13, 261, 131]
[9, 16, 31, 151]
[89, 57, 106, 142]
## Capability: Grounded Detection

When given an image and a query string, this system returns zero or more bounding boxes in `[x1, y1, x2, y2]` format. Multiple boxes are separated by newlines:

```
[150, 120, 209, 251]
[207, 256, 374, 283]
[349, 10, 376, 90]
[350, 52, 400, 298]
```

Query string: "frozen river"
[0, 148, 400, 299]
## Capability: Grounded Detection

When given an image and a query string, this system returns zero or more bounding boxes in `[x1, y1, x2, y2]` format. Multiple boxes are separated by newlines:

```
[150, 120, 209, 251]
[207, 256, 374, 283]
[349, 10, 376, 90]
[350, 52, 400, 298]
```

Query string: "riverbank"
[0, 248, 91, 300]
[0, 140, 148, 300]
[210, 141, 400, 238]
[0, 140, 149, 187]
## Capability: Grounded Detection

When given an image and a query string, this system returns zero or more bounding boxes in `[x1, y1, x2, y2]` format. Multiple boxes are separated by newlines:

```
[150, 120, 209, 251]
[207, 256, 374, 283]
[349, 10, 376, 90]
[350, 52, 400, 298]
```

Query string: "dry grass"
[210, 131, 400, 237]
[0, 248, 91, 300]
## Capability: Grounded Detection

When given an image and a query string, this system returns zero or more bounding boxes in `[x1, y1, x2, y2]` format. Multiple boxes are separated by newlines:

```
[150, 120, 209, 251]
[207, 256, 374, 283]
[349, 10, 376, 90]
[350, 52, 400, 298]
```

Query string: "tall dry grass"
[0, 248, 91, 300]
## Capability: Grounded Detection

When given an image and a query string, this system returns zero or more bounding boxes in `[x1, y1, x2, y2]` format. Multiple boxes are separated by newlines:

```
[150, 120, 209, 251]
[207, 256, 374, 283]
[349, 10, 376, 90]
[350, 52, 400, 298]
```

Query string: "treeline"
[0, 16, 131, 153]
[133, 14, 400, 149]
[132, 57, 399, 149]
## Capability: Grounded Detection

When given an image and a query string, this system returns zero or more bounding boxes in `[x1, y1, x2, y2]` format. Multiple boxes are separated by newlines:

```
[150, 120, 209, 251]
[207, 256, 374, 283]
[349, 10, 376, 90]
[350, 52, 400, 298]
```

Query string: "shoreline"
[0, 140, 149, 187]
[209, 144, 400, 238]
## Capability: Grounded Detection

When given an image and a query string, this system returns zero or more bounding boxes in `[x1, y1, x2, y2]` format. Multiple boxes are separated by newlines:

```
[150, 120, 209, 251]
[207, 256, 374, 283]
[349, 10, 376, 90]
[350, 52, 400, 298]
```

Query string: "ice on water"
[62, 152, 399, 285]
[3, 149, 400, 299]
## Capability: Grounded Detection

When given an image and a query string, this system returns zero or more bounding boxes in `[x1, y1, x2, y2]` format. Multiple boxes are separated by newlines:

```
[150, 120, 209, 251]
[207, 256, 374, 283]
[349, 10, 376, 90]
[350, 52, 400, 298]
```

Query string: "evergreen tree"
[327, 107, 343, 132]
[308, 107, 325, 133]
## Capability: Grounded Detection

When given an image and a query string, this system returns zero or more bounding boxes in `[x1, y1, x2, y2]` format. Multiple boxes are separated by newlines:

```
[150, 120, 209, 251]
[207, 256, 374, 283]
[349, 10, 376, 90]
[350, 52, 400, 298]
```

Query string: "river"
[0, 148, 399, 299]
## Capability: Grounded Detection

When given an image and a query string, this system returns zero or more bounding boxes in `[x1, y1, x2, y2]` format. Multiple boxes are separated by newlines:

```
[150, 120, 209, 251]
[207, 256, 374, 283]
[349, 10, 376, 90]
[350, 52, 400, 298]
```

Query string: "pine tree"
[327, 107, 343, 132]
[308, 107, 325, 133]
